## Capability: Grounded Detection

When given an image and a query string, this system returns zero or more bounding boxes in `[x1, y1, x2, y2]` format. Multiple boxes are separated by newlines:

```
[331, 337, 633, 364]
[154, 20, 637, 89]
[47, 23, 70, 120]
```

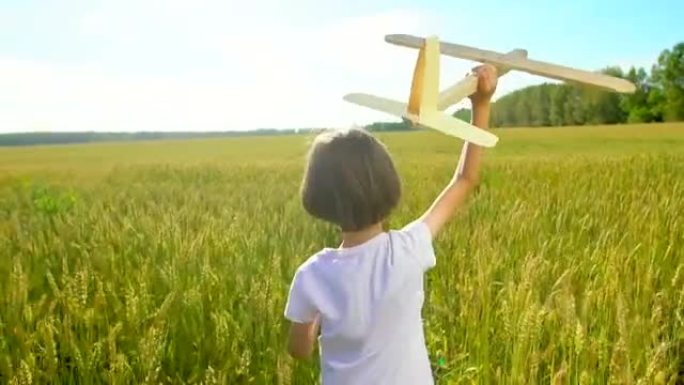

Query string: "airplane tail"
[406, 36, 440, 118]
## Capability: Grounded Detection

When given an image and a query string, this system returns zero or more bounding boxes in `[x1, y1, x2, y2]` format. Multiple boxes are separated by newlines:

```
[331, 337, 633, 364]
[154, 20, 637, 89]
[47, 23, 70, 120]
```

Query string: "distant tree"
[549, 85, 569, 126]
[513, 90, 532, 126]
[584, 67, 627, 124]
[528, 86, 544, 126]
[621, 66, 659, 123]
[647, 87, 667, 122]
[531, 84, 552, 126]
[651, 42, 684, 121]
[365, 121, 411, 132]
[565, 86, 585, 125]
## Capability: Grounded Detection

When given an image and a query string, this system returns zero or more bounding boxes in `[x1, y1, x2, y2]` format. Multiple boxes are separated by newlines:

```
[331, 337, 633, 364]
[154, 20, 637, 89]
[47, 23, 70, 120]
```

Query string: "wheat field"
[1, 123, 683, 384]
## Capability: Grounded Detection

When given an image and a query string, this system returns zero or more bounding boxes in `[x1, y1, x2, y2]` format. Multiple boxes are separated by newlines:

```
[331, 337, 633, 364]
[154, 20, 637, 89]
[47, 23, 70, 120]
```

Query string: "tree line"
[489, 41, 684, 127]
[0, 129, 307, 147]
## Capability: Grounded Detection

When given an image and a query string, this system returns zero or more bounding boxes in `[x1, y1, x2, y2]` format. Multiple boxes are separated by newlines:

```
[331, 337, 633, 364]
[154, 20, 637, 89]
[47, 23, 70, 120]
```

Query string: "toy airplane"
[343, 34, 636, 147]
[344, 36, 500, 147]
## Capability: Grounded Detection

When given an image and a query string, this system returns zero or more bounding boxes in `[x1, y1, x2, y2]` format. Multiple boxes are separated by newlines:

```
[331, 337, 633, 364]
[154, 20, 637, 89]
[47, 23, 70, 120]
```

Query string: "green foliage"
[651, 42, 684, 122]
[621, 67, 660, 123]
[29, 184, 79, 216]
[487, 42, 684, 128]
[0, 124, 683, 384]
[364, 121, 413, 132]
[491, 80, 629, 128]
[452, 108, 471, 122]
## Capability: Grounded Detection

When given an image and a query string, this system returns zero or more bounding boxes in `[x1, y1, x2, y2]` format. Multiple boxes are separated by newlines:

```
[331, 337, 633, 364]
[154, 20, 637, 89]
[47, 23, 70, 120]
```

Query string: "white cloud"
[0, 5, 545, 133]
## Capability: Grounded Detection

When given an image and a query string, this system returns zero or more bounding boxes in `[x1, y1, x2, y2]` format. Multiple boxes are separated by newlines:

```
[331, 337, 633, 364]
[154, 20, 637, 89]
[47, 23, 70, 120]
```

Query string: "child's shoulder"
[388, 220, 433, 243]
[388, 220, 436, 271]
[291, 248, 330, 276]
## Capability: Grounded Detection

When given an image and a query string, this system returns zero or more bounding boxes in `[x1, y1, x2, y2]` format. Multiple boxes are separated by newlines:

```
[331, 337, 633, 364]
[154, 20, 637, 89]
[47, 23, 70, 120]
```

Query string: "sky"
[0, 0, 682, 133]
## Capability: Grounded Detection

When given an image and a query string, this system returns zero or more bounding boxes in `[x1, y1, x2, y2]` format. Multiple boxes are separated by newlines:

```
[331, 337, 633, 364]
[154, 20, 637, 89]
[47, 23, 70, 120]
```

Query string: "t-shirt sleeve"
[397, 219, 436, 271]
[283, 268, 318, 324]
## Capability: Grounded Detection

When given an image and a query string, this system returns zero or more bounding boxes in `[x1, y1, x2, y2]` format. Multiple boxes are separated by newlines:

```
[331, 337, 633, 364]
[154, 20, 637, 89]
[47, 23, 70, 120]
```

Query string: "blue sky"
[0, 0, 681, 133]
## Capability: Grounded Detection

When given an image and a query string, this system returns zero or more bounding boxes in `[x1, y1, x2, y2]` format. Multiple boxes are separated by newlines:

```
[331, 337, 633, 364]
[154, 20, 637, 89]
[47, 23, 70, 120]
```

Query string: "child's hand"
[468, 64, 498, 105]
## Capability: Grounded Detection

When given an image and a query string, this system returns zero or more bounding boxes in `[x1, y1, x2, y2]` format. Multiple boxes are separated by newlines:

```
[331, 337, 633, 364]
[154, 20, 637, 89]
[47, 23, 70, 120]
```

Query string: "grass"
[0, 122, 683, 384]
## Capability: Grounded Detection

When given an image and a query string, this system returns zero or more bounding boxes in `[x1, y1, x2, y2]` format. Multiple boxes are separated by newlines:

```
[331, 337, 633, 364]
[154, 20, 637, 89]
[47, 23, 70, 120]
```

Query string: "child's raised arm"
[419, 64, 498, 237]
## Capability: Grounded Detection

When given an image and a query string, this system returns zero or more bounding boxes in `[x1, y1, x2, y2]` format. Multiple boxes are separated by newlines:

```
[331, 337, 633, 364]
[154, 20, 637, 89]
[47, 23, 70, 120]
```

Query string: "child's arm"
[287, 315, 319, 360]
[284, 267, 320, 360]
[419, 64, 497, 237]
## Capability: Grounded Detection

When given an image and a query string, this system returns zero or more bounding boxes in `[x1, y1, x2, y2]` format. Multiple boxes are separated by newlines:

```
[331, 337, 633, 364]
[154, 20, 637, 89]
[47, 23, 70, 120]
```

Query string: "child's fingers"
[471, 64, 496, 79]
[471, 65, 485, 75]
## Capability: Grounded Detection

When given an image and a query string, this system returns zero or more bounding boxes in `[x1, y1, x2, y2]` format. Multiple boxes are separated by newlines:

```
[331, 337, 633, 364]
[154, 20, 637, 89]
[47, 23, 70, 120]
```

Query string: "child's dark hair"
[301, 127, 401, 232]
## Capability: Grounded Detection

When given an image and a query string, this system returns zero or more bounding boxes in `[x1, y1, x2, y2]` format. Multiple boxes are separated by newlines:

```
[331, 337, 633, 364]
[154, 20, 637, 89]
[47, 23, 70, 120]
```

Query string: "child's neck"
[340, 222, 384, 249]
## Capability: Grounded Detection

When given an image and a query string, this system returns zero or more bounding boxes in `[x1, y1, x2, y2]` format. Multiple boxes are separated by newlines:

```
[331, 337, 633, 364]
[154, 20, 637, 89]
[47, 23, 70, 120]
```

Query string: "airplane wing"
[386, 34, 636, 94]
[437, 75, 478, 111]
[343, 93, 406, 118]
[418, 110, 499, 147]
[437, 49, 528, 110]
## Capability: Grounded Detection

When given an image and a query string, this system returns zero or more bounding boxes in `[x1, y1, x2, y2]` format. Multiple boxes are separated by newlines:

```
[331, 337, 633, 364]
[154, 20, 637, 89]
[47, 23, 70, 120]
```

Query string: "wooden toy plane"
[344, 34, 636, 147]
[344, 36, 500, 147]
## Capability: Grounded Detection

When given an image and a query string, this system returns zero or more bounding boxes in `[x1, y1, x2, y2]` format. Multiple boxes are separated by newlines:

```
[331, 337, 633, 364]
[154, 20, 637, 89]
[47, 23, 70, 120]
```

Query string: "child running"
[284, 64, 498, 385]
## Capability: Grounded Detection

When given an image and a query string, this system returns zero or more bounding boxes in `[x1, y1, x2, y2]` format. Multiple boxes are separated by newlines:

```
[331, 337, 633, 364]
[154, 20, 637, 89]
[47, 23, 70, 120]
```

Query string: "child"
[284, 64, 498, 384]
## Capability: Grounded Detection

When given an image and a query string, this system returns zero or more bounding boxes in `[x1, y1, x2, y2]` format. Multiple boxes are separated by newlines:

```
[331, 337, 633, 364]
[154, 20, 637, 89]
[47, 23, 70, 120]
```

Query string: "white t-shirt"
[284, 220, 436, 385]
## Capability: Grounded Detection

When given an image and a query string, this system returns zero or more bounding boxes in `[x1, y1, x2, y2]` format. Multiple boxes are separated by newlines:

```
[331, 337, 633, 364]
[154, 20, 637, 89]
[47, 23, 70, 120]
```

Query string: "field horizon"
[1, 122, 683, 178]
